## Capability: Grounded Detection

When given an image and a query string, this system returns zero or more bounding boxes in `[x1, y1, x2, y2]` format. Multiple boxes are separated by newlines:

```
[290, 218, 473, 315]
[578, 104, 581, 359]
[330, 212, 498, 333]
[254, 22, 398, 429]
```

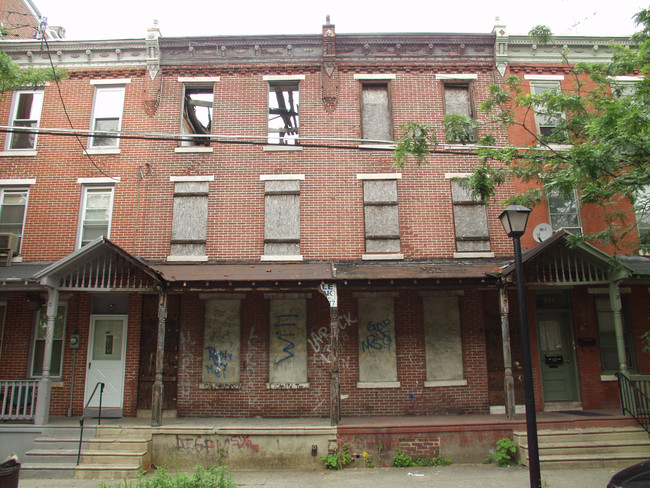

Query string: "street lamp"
[499, 204, 541, 488]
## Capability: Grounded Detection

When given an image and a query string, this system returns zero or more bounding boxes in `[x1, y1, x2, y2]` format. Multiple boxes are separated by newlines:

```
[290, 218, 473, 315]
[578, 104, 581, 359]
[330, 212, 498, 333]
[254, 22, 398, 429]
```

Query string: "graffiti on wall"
[274, 313, 298, 364]
[179, 331, 196, 400]
[360, 318, 393, 356]
[204, 347, 234, 379]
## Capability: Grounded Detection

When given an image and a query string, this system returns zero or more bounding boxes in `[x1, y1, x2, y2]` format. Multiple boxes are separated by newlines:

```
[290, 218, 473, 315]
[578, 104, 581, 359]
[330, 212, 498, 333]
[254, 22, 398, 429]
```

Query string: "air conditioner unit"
[0, 233, 20, 253]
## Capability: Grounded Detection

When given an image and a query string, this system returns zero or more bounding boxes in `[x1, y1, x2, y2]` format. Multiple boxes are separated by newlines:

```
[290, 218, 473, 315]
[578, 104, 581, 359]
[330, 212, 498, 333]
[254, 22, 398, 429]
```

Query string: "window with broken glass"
[361, 82, 393, 142]
[170, 181, 209, 257]
[546, 187, 582, 234]
[450, 179, 490, 252]
[443, 82, 476, 142]
[264, 180, 301, 257]
[268, 82, 299, 145]
[180, 86, 213, 146]
[363, 179, 400, 253]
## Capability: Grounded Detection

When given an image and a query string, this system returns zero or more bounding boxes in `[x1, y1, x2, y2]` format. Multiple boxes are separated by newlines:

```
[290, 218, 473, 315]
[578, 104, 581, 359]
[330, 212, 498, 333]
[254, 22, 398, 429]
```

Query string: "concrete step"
[24, 448, 80, 465]
[20, 463, 77, 479]
[73, 464, 143, 480]
[537, 452, 650, 470]
[514, 426, 650, 444]
[80, 450, 149, 466]
[87, 437, 151, 452]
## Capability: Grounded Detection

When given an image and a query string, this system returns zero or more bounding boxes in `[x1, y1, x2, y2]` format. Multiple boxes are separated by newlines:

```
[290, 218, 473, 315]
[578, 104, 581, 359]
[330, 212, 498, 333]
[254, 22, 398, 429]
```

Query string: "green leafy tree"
[394, 8, 650, 254]
[0, 51, 65, 94]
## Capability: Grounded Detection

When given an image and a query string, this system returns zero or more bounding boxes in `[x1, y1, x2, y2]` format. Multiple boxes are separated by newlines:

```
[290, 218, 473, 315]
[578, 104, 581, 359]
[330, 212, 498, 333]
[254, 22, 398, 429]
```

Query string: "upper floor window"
[359, 174, 402, 259]
[168, 176, 211, 261]
[77, 186, 114, 248]
[635, 185, 650, 251]
[450, 178, 490, 254]
[180, 82, 214, 147]
[528, 78, 564, 138]
[267, 79, 300, 145]
[0, 187, 29, 252]
[360, 82, 393, 142]
[89, 83, 127, 149]
[7, 90, 44, 150]
[547, 187, 582, 234]
[261, 175, 303, 261]
[611, 76, 643, 98]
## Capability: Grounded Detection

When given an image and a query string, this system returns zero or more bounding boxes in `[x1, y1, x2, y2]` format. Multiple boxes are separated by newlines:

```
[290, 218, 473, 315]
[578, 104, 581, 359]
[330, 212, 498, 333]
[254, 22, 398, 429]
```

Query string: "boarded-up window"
[361, 83, 392, 142]
[202, 297, 242, 385]
[269, 297, 308, 385]
[423, 294, 465, 384]
[450, 179, 490, 252]
[264, 179, 300, 257]
[268, 82, 299, 145]
[443, 83, 476, 142]
[363, 179, 400, 253]
[170, 181, 209, 257]
[180, 86, 213, 146]
[357, 296, 397, 384]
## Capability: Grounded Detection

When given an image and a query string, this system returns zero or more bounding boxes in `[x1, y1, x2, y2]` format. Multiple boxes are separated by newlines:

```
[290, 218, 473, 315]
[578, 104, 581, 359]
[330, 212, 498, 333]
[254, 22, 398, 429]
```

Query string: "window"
[268, 81, 299, 145]
[89, 85, 126, 148]
[268, 296, 308, 387]
[635, 185, 650, 250]
[361, 82, 393, 142]
[360, 176, 401, 256]
[0, 302, 5, 362]
[30, 303, 67, 378]
[443, 82, 476, 141]
[595, 295, 635, 372]
[78, 186, 114, 248]
[530, 81, 563, 137]
[202, 297, 242, 386]
[357, 295, 398, 387]
[169, 178, 210, 260]
[546, 187, 582, 234]
[180, 85, 213, 147]
[6, 90, 44, 150]
[0, 188, 28, 250]
[262, 176, 303, 260]
[450, 179, 490, 253]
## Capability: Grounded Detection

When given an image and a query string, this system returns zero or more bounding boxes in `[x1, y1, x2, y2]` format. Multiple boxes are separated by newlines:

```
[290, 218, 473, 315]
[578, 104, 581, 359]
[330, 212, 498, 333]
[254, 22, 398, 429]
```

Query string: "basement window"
[180, 86, 213, 147]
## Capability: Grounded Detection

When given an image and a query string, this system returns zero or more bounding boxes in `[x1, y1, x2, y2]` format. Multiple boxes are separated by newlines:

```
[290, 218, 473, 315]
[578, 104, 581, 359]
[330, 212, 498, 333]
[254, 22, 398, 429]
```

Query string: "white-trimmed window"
[261, 175, 303, 261]
[89, 84, 126, 148]
[546, 187, 582, 234]
[0, 187, 29, 251]
[6, 89, 44, 150]
[267, 78, 300, 145]
[0, 301, 6, 362]
[77, 186, 114, 248]
[30, 303, 67, 378]
[358, 174, 403, 259]
[635, 185, 650, 250]
[180, 80, 215, 147]
[529, 80, 563, 137]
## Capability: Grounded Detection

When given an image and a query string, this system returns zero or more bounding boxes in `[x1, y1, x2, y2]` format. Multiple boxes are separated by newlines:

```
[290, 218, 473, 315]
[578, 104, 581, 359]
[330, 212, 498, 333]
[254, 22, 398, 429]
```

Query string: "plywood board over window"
[202, 297, 242, 386]
[357, 296, 398, 387]
[170, 181, 209, 258]
[363, 179, 400, 253]
[361, 83, 393, 142]
[268, 296, 308, 387]
[450, 179, 490, 252]
[263, 179, 301, 259]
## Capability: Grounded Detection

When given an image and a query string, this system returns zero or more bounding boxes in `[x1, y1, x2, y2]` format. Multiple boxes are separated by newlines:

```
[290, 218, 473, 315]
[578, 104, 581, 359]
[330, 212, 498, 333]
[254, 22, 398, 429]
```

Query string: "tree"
[394, 8, 650, 254]
[0, 51, 65, 94]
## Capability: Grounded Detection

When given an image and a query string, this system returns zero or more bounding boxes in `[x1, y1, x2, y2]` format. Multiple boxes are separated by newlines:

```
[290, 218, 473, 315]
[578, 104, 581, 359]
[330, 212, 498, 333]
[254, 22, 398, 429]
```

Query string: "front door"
[85, 315, 128, 409]
[537, 312, 579, 403]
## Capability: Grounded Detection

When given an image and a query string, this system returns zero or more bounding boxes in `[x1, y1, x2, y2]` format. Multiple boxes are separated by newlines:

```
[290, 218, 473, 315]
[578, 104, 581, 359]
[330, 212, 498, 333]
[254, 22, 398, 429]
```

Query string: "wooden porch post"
[35, 286, 59, 425]
[151, 288, 168, 427]
[499, 285, 516, 421]
[609, 281, 629, 375]
[318, 283, 340, 425]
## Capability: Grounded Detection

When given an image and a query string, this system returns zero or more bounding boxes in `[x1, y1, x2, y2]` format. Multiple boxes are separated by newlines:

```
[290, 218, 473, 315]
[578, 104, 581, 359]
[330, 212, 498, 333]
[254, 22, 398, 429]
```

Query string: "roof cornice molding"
[505, 35, 634, 64]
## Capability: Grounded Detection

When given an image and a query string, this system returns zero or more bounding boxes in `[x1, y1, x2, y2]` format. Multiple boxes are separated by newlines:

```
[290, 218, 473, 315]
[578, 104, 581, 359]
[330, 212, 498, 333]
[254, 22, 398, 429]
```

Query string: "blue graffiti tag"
[205, 347, 233, 379]
[275, 314, 298, 364]
[360, 319, 393, 356]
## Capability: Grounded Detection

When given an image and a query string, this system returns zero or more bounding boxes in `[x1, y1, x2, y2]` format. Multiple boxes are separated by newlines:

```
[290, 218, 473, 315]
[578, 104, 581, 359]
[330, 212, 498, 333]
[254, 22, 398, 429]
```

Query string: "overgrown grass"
[391, 448, 451, 468]
[97, 465, 236, 488]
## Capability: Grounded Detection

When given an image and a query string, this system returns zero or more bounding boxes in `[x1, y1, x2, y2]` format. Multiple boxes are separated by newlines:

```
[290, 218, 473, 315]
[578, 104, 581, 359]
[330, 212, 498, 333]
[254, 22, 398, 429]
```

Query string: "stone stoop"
[74, 436, 152, 479]
[514, 426, 650, 469]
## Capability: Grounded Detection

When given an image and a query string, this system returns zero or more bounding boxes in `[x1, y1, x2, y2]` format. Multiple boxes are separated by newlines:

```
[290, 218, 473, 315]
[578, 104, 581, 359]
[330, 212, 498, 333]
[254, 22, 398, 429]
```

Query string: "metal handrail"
[616, 372, 650, 435]
[77, 382, 105, 465]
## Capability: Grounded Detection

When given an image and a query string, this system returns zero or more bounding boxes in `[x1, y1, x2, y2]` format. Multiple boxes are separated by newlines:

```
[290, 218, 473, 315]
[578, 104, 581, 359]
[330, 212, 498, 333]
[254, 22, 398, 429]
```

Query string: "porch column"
[319, 283, 340, 425]
[499, 285, 516, 421]
[35, 286, 59, 425]
[151, 288, 168, 427]
[609, 281, 628, 375]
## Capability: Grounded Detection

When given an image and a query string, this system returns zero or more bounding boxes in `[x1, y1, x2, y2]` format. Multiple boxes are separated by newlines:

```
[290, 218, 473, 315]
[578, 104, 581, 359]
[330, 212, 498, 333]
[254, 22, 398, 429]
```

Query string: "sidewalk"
[16, 465, 618, 488]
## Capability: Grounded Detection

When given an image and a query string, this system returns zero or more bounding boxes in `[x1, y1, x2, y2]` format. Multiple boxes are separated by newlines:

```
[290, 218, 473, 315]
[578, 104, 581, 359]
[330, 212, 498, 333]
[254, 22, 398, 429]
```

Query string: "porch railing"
[0, 379, 38, 421]
[78, 382, 104, 465]
[616, 372, 650, 435]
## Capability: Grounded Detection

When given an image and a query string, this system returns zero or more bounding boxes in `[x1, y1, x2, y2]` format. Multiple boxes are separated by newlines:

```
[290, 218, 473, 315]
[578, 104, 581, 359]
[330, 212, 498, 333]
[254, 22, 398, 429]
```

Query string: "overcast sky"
[34, 0, 645, 40]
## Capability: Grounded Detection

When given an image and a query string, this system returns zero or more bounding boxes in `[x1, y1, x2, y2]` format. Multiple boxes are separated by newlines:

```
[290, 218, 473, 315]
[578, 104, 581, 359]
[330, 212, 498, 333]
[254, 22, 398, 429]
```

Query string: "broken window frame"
[360, 81, 394, 143]
[6, 89, 44, 150]
[267, 81, 300, 145]
[442, 81, 477, 142]
[179, 83, 214, 147]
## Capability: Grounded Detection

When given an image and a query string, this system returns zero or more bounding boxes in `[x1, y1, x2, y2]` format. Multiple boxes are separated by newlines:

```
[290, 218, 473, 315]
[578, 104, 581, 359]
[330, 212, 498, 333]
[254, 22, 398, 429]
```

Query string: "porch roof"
[150, 262, 333, 283]
[0, 262, 52, 289]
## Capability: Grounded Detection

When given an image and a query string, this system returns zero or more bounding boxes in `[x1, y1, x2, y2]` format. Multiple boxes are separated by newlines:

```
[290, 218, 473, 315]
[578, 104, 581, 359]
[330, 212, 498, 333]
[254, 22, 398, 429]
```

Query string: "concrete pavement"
[16, 465, 618, 487]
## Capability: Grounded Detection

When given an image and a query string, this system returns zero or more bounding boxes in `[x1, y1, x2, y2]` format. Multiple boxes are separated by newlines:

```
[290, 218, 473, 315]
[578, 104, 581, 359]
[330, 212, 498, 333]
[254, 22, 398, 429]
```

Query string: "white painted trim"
[489, 405, 526, 415]
[362, 253, 404, 261]
[356, 381, 401, 389]
[175, 146, 214, 153]
[166, 255, 209, 262]
[261, 255, 304, 261]
[436, 74, 478, 80]
[263, 145, 303, 152]
[77, 177, 120, 184]
[525, 74, 565, 81]
[358, 144, 395, 150]
[263, 74, 306, 81]
[266, 382, 310, 390]
[170, 175, 214, 182]
[0, 150, 38, 157]
[600, 374, 617, 382]
[178, 76, 221, 83]
[445, 172, 472, 179]
[85, 148, 121, 155]
[357, 173, 402, 180]
[354, 73, 397, 80]
[0, 178, 36, 185]
[424, 379, 468, 387]
[260, 174, 305, 181]
[90, 78, 131, 85]
[611, 76, 644, 82]
[453, 252, 495, 258]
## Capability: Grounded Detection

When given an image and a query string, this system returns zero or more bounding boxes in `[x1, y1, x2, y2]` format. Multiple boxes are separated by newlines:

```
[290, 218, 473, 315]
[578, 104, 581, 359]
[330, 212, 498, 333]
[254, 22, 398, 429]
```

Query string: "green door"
[537, 312, 579, 403]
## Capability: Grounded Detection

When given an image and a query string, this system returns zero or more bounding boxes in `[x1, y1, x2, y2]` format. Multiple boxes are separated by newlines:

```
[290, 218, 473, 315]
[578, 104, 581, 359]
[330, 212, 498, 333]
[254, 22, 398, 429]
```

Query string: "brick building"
[0, 15, 648, 432]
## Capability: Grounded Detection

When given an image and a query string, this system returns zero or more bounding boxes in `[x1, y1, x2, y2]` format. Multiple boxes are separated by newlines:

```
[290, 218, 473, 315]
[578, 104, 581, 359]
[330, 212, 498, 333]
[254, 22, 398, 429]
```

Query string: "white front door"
[85, 315, 128, 409]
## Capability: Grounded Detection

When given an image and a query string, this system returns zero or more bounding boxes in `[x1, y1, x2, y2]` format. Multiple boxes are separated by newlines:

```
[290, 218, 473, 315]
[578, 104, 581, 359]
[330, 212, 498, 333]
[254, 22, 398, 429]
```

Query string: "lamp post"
[499, 204, 541, 488]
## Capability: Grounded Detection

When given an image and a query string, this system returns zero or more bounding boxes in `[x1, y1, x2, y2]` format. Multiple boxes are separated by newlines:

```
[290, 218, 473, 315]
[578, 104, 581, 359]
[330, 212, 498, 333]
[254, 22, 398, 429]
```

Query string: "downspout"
[609, 280, 628, 375]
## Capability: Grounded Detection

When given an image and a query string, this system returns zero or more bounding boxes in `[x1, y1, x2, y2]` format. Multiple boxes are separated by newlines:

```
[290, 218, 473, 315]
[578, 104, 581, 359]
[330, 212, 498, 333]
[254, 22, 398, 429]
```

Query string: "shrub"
[491, 437, 519, 467]
[322, 443, 353, 470]
[97, 464, 237, 488]
[391, 448, 451, 468]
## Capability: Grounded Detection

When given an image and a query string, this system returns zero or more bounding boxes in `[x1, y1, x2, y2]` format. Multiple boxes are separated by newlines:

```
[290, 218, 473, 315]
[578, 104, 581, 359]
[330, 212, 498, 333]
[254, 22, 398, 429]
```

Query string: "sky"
[33, 0, 646, 41]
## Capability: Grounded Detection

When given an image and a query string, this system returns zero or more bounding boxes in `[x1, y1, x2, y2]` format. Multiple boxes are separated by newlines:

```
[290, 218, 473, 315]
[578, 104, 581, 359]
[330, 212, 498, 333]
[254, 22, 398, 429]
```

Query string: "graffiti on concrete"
[175, 434, 260, 455]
